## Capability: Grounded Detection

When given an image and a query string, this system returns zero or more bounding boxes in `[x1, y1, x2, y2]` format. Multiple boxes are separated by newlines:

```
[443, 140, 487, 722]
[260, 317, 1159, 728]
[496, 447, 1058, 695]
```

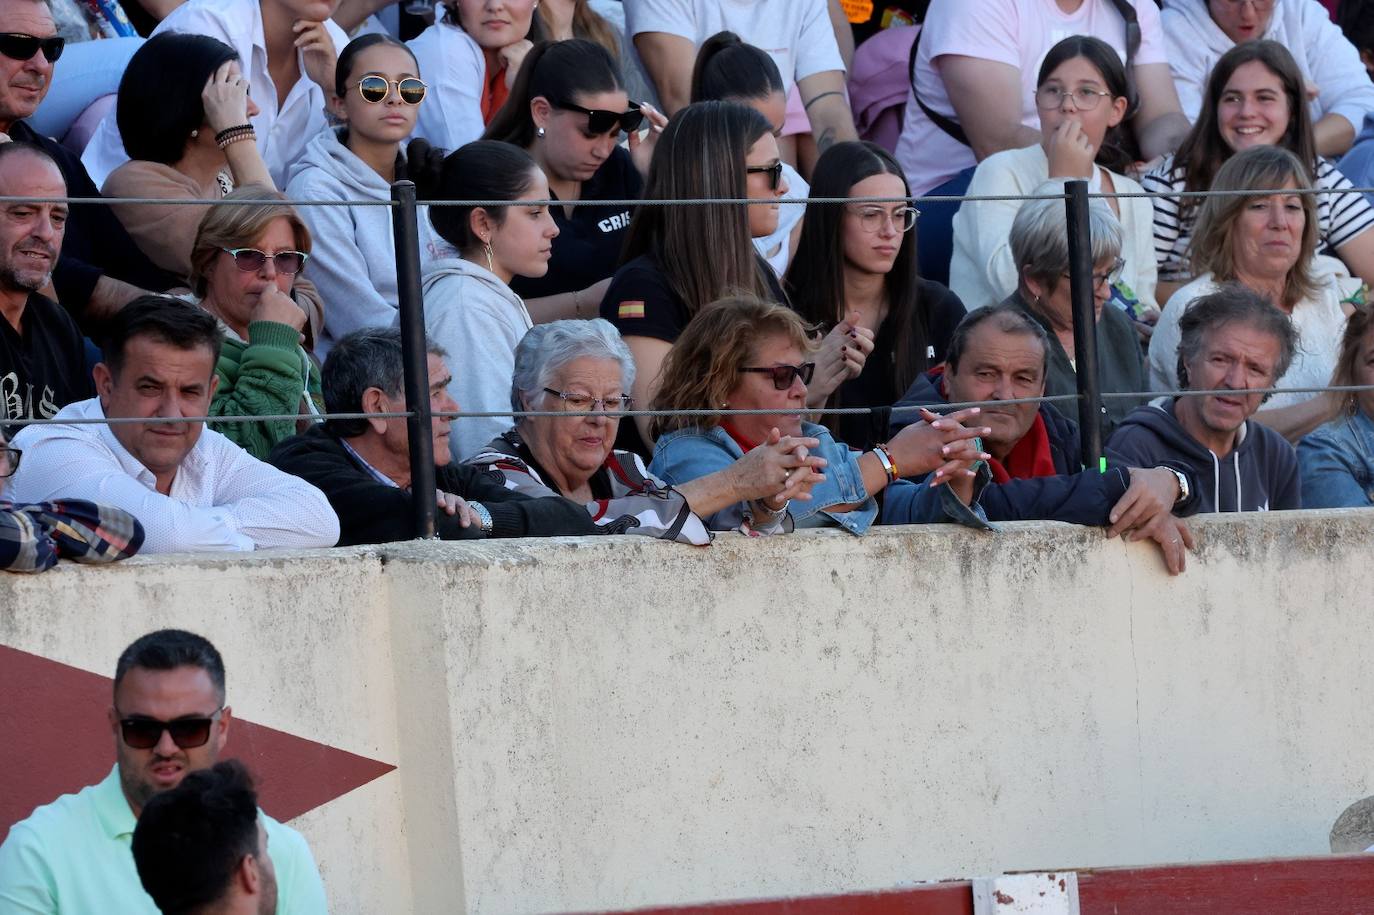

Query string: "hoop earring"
[484, 241, 495, 273]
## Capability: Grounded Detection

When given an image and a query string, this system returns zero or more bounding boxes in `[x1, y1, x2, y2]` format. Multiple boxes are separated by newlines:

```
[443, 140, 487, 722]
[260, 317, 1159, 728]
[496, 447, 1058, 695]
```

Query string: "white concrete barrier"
[2, 511, 1371, 914]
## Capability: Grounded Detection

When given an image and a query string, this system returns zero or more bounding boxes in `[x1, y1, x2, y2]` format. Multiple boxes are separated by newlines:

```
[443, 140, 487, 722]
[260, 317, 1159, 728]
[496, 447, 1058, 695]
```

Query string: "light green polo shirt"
[0, 765, 328, 914]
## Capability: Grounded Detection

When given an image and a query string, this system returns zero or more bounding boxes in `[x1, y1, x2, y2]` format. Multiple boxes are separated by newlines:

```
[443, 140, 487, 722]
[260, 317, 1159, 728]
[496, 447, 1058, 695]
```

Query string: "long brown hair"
[1190, 146, 1318, 310]
[621, 101, 777, 320]
[1173, 40, 1317, 223]
[651, 295, 814, 438]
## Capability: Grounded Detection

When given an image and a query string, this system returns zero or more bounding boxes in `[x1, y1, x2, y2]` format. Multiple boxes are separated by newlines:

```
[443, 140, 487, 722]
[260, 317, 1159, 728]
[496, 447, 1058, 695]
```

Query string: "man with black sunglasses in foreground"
[0, 629, 327, 913]
[0, 0, 176, 330]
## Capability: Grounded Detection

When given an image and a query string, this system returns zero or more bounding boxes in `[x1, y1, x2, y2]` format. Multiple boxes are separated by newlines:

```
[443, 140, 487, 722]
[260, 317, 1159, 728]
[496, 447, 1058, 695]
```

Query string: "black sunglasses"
[0, 33, 65, 63]
[740, 362, 815, 391]
[554, 100, 644, 135]
[118, 709, 224, 750]
[355, 74, 426, 105]
[747, 161, 784, 191]
[222, 247, 309, 275]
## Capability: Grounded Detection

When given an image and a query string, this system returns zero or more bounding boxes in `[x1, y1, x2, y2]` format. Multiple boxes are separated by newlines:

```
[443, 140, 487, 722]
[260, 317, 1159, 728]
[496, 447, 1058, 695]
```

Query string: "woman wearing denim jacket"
[1299, 305, 1374, 508]
[648, 295, 989, 534]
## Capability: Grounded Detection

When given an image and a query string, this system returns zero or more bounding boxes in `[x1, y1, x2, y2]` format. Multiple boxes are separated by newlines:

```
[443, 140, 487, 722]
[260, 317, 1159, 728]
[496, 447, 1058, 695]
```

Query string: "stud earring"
[536, 126, 545, 138]
[190, 129, 199, 138]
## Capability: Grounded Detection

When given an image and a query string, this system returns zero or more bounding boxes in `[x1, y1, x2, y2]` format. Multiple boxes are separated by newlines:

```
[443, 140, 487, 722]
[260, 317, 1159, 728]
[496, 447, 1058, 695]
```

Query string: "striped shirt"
[1143, 154, 1374, 281]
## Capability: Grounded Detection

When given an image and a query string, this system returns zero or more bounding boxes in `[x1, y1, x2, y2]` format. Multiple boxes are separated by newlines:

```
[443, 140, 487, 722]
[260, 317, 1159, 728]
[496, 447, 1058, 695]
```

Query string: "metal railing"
[6, 179, 1374, 540]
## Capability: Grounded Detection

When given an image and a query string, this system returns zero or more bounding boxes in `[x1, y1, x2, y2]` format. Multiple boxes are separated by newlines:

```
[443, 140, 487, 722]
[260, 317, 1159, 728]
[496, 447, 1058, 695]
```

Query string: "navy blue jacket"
[891, 370, 1199, 525]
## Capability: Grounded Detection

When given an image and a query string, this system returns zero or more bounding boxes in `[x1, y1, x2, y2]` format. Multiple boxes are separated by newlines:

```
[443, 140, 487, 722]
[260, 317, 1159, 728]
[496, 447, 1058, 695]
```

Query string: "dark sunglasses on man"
[0, 33, 65, 63]
[554, 99, 644, 136]
[117, 709, 225, 750]
[740, 362, 815, 391]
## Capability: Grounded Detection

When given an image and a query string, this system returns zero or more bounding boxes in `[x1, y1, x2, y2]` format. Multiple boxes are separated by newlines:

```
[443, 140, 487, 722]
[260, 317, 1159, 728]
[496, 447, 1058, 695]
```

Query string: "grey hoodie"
[1107, 398, 1301, 512]
[285, 127, 449, 362]
[420, 257, 534, 463]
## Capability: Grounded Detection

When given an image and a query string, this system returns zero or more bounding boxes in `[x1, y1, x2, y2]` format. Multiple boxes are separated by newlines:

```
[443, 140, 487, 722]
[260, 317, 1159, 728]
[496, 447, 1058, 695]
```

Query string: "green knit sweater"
[209, 320, 323, 459]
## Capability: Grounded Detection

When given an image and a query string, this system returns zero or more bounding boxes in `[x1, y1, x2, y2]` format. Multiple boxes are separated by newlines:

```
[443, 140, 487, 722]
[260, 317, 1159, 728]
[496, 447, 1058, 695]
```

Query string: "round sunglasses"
[0, 33, 65, 64]
[221, 247, 309, 275]
[353, 75, 427, 105]
[553, 100, 644, 135]
[740, 362, 815, 391]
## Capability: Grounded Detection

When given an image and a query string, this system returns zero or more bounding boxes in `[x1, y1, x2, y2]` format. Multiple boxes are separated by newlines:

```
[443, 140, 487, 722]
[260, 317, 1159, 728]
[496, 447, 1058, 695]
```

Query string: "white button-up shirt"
[81, 0, 349, 188]
[7, 398, 340, 553]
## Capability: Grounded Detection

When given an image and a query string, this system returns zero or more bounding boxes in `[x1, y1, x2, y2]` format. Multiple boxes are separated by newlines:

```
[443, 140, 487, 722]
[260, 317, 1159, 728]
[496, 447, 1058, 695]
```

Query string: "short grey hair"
[510, 319, 635, 417]
[322, 326, 447, 438]
[1010, 179, 1124, 288]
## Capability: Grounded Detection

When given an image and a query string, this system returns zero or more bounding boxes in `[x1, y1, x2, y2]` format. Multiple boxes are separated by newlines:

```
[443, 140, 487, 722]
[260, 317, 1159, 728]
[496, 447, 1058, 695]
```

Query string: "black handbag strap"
[908, 0, 1143, 149]
[908, 23, 970, 148]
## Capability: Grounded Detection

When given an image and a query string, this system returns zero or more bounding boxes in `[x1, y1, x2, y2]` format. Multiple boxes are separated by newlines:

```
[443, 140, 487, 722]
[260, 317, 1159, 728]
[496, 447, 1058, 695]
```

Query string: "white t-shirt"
[407, 22, 488, 152]
[625, 0, 845, 100]
[80, 0, 348, 188]
[896, 0, 1167, 195]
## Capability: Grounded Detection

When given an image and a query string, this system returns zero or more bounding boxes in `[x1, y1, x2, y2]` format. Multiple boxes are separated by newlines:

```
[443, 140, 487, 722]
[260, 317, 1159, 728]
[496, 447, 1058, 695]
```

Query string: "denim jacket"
[650, 422, 879, 535]
[1298, 411, 1374, 508]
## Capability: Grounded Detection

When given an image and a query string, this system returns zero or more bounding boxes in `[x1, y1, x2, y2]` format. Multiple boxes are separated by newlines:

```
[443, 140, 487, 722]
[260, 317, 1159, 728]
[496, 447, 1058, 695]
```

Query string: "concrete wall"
[2, 511, 1372, 913]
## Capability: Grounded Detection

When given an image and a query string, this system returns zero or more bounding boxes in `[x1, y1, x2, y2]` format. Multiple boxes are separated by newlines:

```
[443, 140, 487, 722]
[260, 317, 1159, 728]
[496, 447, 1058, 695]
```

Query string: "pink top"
[895, 0, 1167, 195]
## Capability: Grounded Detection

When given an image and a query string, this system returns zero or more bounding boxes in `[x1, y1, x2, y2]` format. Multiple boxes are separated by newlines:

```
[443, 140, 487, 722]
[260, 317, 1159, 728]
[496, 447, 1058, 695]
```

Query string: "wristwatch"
[469, 500, 494, 534]
[1163, 467, 1190, 506]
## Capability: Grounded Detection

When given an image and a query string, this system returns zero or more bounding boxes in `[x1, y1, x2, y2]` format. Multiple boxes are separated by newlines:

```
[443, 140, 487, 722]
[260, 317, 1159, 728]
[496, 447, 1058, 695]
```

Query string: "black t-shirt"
[0, 292, 95, 427]
[600, 250, 789, 457]
[511, 147, 643, 300]
[832, 278, 966, 450]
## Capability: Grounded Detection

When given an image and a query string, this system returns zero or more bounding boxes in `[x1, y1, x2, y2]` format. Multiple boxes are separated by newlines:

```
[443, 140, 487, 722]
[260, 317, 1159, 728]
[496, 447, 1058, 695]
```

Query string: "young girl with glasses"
[949, 35, 1160, 333]
[483, 39, 665, 318]
[787, 140, 969, 451]
[601, 99, 790, 457]
[285, 33, 449, 362]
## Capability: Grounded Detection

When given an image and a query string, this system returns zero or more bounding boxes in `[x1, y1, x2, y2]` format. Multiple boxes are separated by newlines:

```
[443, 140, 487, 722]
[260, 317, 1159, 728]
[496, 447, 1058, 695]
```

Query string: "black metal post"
[1064, 179, 1104, 471]
[391, 180, 437, 538]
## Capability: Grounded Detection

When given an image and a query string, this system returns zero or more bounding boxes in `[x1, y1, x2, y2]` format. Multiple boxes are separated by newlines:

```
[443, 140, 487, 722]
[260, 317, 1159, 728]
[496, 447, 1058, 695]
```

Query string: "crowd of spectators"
[0, 0, 1369, 587]
[3, 0, 1374, 907]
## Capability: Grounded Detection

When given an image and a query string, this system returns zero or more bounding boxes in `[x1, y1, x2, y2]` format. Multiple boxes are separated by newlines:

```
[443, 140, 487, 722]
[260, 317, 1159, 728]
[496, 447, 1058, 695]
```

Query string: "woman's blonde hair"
[1329, 303, 1374, 416]
[189, 185, 312, 297]
[1190, 145, 1317, 309]
[651, 295, 815, 438]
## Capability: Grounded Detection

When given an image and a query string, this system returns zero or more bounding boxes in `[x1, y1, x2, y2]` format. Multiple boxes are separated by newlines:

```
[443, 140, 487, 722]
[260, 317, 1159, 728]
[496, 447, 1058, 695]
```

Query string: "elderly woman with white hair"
[465, 318, 826, 542]
[1004, 182, 1148, 435]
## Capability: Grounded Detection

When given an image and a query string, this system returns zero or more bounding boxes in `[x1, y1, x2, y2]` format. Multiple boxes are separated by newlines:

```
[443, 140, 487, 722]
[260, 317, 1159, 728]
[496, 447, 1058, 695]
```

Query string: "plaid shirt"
[0, 500, 145, 573]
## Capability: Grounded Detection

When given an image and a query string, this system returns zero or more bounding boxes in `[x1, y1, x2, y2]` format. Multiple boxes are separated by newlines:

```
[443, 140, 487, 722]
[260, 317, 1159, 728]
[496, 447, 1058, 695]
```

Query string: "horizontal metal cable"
[4, 184, 1369, 210]
[7, 384, 1371, 427]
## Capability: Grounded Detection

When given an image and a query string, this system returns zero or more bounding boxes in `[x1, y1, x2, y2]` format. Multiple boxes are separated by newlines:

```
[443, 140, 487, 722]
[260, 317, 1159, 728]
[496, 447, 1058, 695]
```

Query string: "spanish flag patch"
[618, 300, 646, 319]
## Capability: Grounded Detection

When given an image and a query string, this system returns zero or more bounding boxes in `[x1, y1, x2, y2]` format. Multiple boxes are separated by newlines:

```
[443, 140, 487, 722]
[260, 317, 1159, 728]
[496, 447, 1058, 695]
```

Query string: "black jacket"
[9, 121, 176, 327]
[893, 370, 1199, 524]
[268, 427, 600, 546]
